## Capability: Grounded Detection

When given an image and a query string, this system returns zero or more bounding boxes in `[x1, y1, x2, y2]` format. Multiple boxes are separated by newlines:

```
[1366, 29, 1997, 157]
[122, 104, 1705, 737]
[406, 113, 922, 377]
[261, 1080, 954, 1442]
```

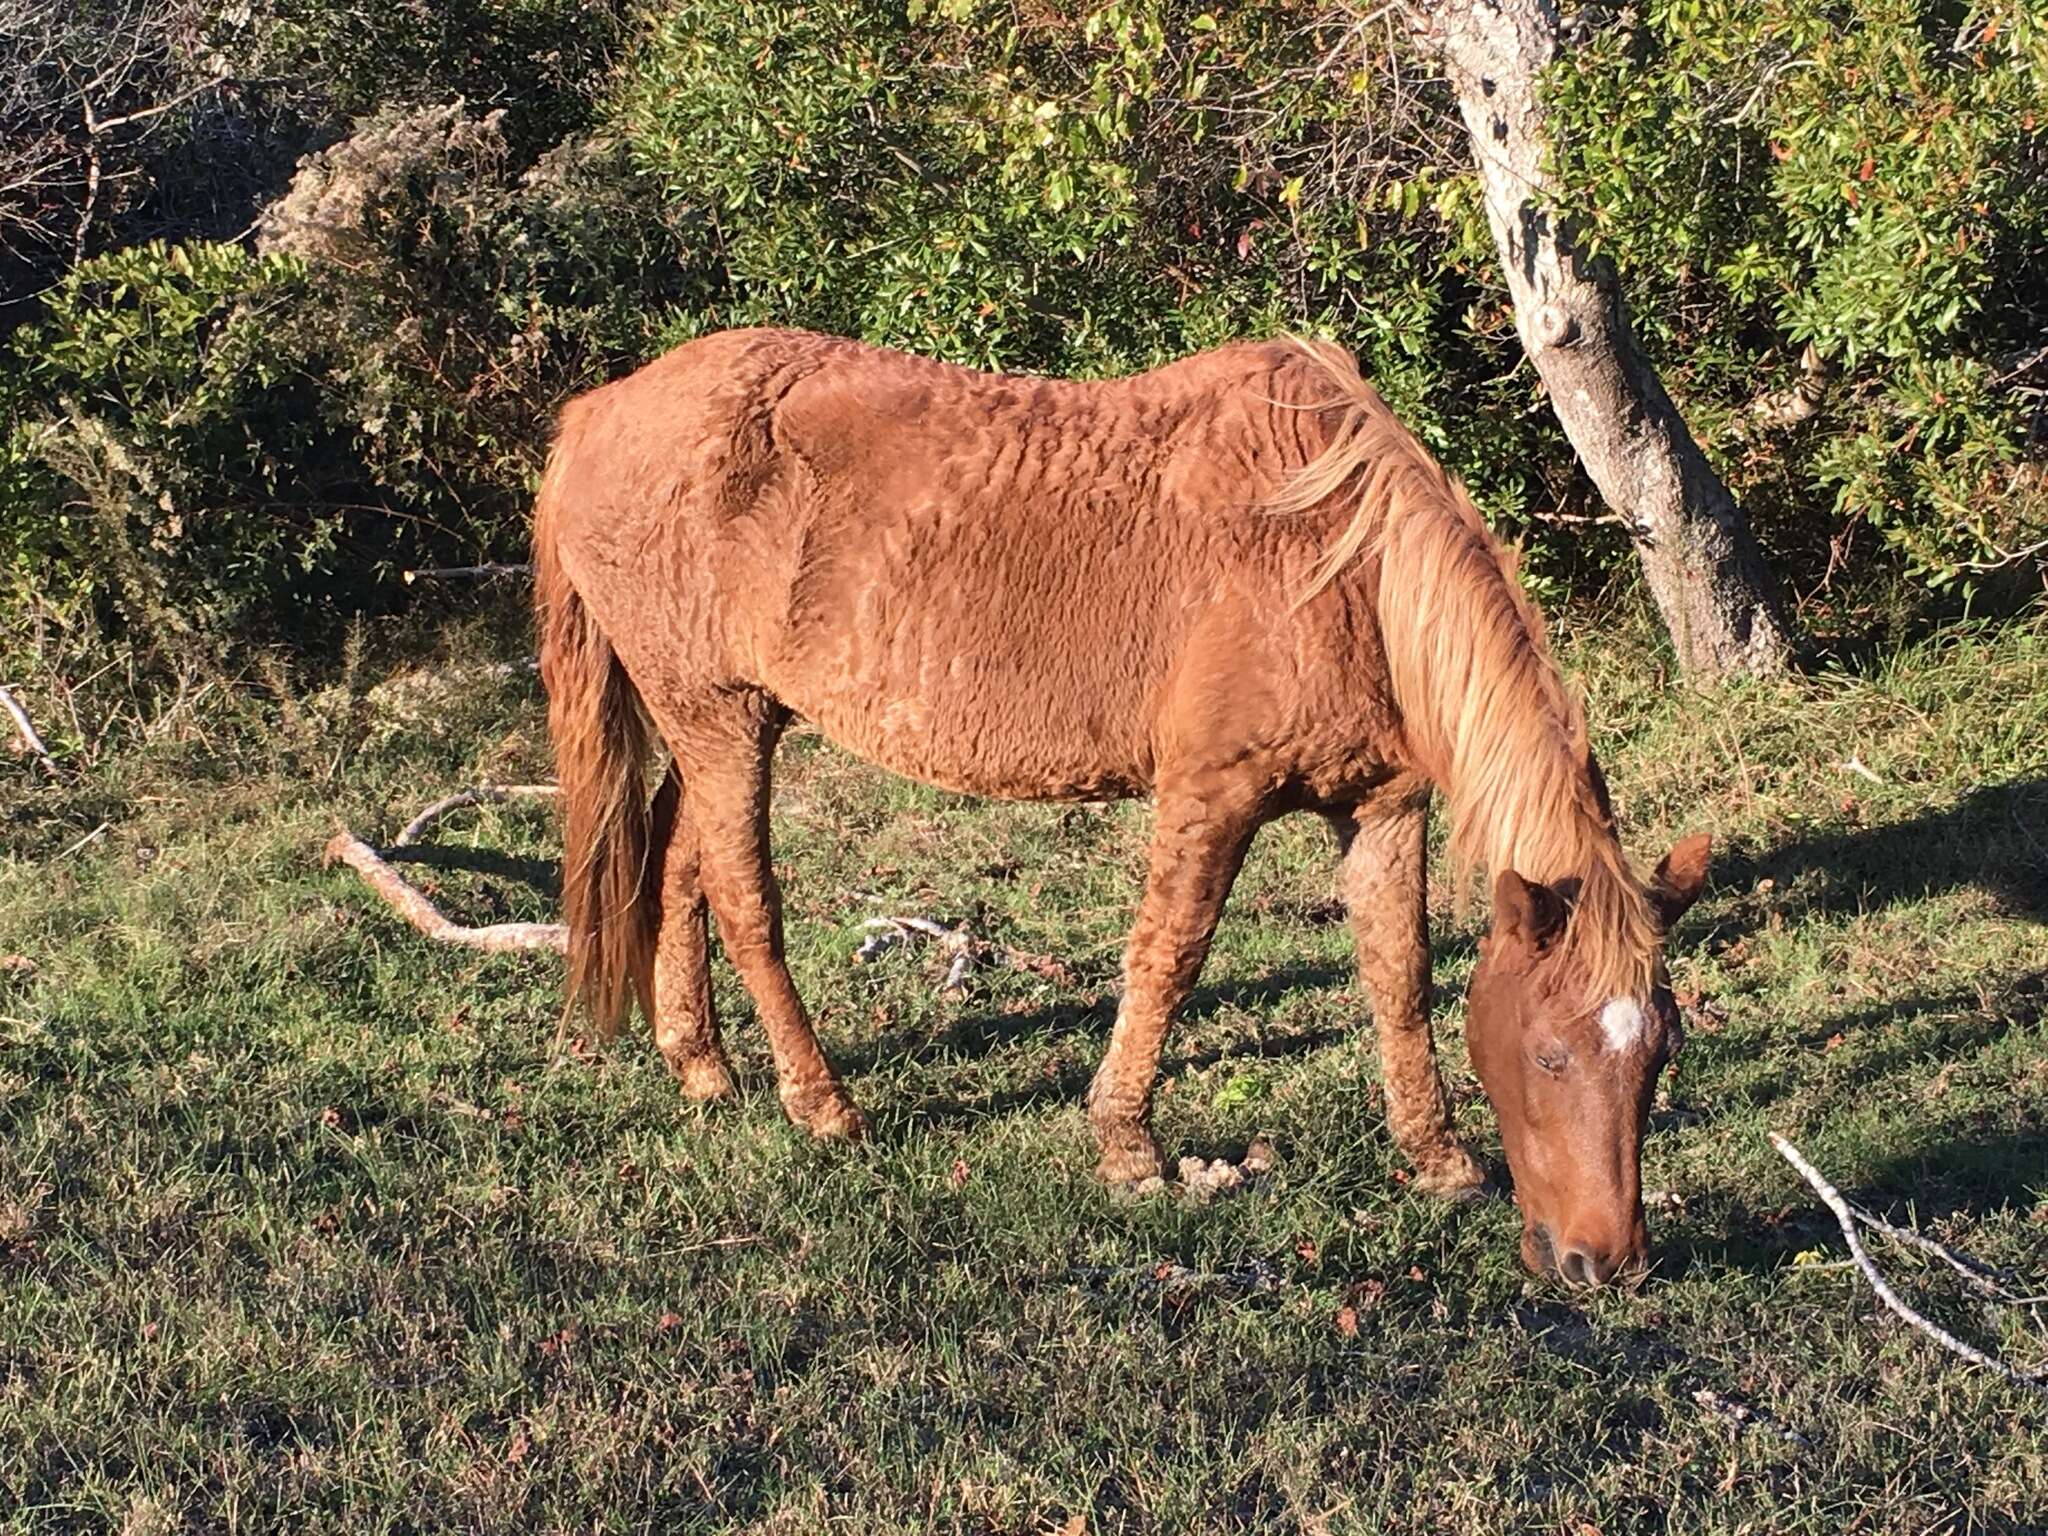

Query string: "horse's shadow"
[852, 963, 1356, 1130]
[1704, 776, 2048, 937]
[852, 920, 1488, 1125]
[383, 843, 561, 897]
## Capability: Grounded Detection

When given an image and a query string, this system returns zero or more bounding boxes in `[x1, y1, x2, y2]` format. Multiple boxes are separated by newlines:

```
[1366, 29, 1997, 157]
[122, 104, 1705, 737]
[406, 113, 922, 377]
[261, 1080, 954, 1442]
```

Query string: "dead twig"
[325, 782, 566, 953]
[1835, 755, 1884, 786]
[58, 820, 110, 859]
[1, 684, 60, 776]
[1768, 1133, 2047, 1395]
[1692, 1387, 1812, 1447]
[1841, 1200, 2023, 1301]
[402, 563, 534, 585]
[393, 782, 556, 847]
[1750, 342, 1833, 426]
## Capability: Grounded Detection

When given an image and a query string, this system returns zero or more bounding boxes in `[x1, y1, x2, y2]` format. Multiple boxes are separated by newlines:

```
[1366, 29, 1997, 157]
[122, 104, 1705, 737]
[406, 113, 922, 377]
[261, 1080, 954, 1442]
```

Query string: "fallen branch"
[854, 914, 1071, 993]
[1769, 1132, 2047, 1395]
[1692, 1387, 1812, 1448]
[325, 782, 566, 953]
[402, 563, 534, 585]
[59, 820, 111, 859]
[394, 783, 557, 847]
[1843, 1199, 2022, 1302]
[325, 831, 567, 953]
[1, 684, 60, 776]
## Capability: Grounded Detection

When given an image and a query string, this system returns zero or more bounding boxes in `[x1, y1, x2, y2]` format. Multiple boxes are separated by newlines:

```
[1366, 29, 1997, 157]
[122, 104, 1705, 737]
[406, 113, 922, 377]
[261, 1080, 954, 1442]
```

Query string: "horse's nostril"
[1558, 1246, 1615, 1289]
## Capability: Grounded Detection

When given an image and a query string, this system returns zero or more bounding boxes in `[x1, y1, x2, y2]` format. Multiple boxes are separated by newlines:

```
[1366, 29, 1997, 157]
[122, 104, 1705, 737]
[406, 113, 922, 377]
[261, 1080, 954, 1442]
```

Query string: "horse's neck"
[1368, 500, 1652, 998]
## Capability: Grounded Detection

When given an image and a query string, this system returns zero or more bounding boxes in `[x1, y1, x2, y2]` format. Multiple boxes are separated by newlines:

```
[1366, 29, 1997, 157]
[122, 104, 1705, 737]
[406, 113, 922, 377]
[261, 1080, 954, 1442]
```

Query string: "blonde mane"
[1273, 338, 1658, 1004]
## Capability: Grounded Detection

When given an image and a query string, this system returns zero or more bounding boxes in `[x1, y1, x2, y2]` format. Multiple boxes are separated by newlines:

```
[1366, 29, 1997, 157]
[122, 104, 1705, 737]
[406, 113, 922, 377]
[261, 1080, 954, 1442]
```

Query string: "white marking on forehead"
[1600, 997, 1650, 1054]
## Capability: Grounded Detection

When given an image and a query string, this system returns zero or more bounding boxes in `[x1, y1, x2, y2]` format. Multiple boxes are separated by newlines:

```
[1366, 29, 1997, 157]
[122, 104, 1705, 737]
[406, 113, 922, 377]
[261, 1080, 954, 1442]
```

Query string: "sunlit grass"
[2, 606, 2043, 1532]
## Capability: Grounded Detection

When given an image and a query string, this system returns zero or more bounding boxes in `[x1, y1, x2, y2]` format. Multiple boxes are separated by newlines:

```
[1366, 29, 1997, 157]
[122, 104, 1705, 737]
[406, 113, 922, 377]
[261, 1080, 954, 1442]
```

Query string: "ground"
[2, 606, 2044, 1533]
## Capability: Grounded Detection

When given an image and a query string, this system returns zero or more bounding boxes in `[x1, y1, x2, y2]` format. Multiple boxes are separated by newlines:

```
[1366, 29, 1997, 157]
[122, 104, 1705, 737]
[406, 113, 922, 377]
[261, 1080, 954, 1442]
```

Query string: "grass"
[2, 604, 2045, 1533]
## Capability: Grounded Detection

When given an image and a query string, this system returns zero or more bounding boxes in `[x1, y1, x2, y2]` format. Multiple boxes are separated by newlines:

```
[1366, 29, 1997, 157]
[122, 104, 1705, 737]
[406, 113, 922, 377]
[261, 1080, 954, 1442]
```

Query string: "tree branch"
[1769, 1132, 2046, 1395]
[0, 684, 60, 776]
[393, 782, 556, 846]
[323, 783, 567, 953]
[324, 830, 567, 953]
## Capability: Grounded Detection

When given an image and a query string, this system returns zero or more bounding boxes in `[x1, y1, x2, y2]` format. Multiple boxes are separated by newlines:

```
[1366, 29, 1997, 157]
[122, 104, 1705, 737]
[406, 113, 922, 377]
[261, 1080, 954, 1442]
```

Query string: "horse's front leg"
[1087, 785, 1264, 1186]
[1332, 792, 1486, 1197]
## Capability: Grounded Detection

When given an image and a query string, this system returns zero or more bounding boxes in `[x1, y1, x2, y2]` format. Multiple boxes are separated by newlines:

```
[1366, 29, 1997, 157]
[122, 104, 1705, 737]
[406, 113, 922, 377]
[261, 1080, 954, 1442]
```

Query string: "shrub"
[2, 240, 333, 650]
[611, 0, 1586, 589]
[1550, 0, 2048, 592]
[4, 105, 704, 652]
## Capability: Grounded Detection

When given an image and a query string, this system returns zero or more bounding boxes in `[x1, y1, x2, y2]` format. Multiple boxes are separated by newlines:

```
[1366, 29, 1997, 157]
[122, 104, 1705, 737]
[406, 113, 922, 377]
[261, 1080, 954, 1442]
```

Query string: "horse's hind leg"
[1086, 784, 1264, 1186]
[1330, 792, 1485, 1197]
[660, 693, 865, 1142]
[647, 766, 735, 1101]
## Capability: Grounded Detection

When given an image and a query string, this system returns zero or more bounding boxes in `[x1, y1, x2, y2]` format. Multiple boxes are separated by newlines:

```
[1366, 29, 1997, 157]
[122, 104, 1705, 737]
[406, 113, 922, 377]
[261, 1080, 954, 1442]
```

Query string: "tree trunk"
[1419, 0, 1798, 679]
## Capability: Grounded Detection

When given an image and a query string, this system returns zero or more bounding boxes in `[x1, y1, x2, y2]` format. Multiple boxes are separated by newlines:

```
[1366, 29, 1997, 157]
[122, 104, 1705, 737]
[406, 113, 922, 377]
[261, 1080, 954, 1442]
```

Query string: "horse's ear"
[1493, 869, 1567, 952]
[1649, 834, 1712, 931]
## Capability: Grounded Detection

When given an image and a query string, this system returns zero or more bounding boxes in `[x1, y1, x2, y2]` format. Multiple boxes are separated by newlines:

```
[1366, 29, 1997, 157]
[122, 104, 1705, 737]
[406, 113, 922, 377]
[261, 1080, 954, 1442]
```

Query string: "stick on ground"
[324, 831, 567, 953]
[325, 783, 567, 953]
[1769, 1132, 2046, 1395]
[394, 783, 557, 847]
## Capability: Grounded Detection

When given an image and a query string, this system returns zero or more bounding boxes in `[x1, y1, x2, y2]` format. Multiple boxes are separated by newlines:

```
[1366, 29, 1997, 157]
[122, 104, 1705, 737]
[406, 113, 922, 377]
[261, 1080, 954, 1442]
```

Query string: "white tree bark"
[1419, 0, 1798, 679]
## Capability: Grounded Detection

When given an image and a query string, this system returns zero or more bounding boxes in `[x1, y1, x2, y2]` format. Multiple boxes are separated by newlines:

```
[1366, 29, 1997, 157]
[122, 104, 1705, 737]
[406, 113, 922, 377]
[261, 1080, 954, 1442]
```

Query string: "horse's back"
[546, 329, 1367, 799]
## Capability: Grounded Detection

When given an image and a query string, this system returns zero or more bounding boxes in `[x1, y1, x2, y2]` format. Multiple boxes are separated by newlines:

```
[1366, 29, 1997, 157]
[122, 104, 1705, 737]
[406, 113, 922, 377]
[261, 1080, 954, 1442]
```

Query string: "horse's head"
[1464, 835, 1711, 1287]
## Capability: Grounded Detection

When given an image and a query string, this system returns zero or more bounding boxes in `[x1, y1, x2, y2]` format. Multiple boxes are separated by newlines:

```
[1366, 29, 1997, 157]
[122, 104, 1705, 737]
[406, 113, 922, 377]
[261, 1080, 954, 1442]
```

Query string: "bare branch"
[393, 782, 557, 847]
[1842, 1199, 2023, 1301]
[84, 75, 223, 138]
[1750, 343, 1832, 426]
[324, 830, 567, 954]
[1769, 1132, 2047, 1395]
[402, 562, 535, 585]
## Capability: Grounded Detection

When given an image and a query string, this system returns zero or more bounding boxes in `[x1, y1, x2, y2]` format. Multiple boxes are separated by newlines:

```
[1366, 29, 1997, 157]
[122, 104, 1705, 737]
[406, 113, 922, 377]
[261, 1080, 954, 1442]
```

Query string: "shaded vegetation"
[4, 0, 2043, 670]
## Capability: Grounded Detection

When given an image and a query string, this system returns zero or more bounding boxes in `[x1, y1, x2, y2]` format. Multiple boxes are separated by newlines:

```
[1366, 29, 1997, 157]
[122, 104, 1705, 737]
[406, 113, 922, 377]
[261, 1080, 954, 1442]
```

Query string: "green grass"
[3, 608, 2045, 1533]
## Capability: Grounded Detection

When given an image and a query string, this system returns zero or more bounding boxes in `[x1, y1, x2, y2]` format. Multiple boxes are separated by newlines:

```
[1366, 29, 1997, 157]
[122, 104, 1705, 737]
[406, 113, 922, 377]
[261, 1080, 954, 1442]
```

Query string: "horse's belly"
[786, 671, 1152, 803]
[760, 527, 1161, 801]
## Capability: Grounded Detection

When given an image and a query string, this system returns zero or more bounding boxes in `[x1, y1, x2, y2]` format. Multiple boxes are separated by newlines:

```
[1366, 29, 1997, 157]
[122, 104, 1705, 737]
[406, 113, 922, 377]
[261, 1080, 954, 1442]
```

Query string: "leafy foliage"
[3, 106, 698, 651]
[4, 0, 2043, 662]
[614, 0, 1576, 572]
[2, 240, 330, 647]
[1550, 0, 2048, 589]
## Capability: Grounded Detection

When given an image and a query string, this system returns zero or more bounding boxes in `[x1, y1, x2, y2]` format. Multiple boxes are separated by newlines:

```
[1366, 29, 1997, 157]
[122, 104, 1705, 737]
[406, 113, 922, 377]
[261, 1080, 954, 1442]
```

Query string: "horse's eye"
[1532, 1046, 1570, 1076]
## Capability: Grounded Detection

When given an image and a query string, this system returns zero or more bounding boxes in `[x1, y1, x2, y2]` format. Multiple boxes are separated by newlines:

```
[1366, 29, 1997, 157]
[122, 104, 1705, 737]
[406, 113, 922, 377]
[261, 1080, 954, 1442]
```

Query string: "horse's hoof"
[1095, 1137, 1167, 1191]
[795, 1094, 867, 1143]
[1410, 1142, 1490, 1201]
[671, 1054, 737, 1103]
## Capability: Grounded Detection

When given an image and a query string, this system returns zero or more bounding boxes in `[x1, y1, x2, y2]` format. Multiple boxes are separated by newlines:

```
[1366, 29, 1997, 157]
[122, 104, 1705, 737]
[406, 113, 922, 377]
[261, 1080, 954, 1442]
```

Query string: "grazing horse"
[534, 328, 1709, 1286]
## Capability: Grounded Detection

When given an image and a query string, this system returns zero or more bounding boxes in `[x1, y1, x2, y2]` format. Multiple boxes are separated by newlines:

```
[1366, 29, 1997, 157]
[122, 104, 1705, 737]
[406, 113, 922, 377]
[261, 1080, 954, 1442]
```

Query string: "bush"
[612, 0, 1589, 591]
[8, 0, 2042, 671]
[1550, 0, 2048, 592]
[2, 240, 333, 649]
[4, 105, 703, 653]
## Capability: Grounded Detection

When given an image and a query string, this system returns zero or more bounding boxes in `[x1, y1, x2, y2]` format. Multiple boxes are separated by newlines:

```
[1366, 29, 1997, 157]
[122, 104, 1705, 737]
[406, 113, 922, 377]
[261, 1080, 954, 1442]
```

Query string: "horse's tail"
[534, 411, 657, 1037]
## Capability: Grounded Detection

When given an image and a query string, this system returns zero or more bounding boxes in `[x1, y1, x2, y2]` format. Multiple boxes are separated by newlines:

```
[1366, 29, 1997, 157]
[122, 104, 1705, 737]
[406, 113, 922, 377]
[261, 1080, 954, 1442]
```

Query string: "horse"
[532, 327, 1710, 1287]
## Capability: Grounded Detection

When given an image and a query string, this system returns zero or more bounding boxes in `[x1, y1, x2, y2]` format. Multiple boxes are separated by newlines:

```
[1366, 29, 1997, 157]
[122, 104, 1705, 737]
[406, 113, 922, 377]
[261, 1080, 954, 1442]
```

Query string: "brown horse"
[534, 328, 1709, 1286]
